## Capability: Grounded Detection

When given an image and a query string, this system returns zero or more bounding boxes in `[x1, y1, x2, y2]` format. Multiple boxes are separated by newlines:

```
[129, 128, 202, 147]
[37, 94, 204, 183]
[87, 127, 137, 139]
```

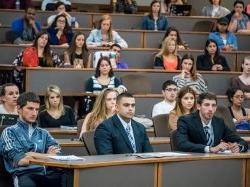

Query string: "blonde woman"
[154, 37, 180, 70]
[79, 88, 118, 137]
[168, 86, 196, 130]
[86, 14, 128, 48]
[39, 85, 76, 128]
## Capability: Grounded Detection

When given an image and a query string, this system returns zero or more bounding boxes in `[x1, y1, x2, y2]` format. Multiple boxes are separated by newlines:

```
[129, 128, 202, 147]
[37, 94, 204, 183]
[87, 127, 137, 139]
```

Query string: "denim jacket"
[0, 119, 59, 176]
[141, 15, 168, 31]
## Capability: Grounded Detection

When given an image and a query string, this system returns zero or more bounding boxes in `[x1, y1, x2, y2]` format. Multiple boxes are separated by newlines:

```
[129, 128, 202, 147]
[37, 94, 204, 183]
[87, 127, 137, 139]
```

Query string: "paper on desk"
[132, 152, 191, 158]
[218, 150, 232, 154]
[47, 155, 85, 161]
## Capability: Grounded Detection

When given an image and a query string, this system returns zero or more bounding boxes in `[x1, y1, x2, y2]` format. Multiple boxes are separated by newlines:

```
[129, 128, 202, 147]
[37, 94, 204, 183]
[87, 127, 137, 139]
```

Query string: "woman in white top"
[0, 83, 19, 115]
[202, 0, 230, 17]
[86, 14, 128, 48]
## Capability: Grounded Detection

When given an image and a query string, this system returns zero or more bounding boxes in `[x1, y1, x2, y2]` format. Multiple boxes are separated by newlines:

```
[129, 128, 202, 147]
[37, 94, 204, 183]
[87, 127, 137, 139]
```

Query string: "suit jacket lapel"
[211, 117, 219, 146]
[194, 111, 207, 144]
[131, 120, 139, 152]
[113, 115, 134, 152]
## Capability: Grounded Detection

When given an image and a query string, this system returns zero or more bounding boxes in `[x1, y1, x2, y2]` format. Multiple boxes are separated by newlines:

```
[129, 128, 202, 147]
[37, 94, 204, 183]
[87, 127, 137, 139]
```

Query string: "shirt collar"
[117, 114, 132, 129]
[17, 118, 38, 130]
[201, 119, 212, 128]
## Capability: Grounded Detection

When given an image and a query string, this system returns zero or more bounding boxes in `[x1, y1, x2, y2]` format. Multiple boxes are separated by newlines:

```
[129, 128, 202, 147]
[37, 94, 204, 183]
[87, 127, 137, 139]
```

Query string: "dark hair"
[162, 80, 177, 90]
[55, 1, 65, 10]
[226, 87, 244, 103]
[0, 83, 18, 96]
[197, 92, 217, 105]
[149, 0, 161, 19]
[32, 31, 53, 67]
[116, 92, 134, 103]
[179, 53, 198, 80]
[50, 14, 72, 36]
[25, 7, 35, 13]
[110, 43, 122, 50]
[95, 56, 114, 78]
[204, 39, 220, 57]
[66, 32, 89, 67]
[163, 27, 183, 46]
[209, 0, 221, 5]
[234, 0, 244, 7]
[17, 92, 40, 108]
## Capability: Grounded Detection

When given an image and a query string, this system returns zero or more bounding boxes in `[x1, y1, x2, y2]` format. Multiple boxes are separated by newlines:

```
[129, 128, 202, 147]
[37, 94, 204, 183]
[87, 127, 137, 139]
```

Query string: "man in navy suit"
[94, 92, 153, 154]
[176, 92, 248, 153]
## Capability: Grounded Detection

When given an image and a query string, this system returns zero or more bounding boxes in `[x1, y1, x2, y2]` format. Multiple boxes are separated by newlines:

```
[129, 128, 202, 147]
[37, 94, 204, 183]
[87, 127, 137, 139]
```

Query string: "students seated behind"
[161, 27, 188, 49]
[202, 0, 230, 17]
[94, 92, 153, 154]
[110, 44, 128, 69]
[196, 39, 230, 71]
[86, 57, 127, 95]
[168, 86, 196, 131]
[152, 80, 177, 118]
[0, 0, 31, 9]
[161, 0, 186, 15]
[42, 0, 71, 11]
[0, 83, 19, 115]
[226, 0, 250, 33]
[176, 92, 248, 153]
[0, 92, 64, 187]
[47, 14, 73, 46]
[173, 54, 208, 94]
[39, 85, 76, 128]
[154, 37, 180, 70]
[80, 89, 118, 136]
[231, 56, 250, 99]
[208, 17, 238, 51]
[141, 0, 168, 31]
[86, 14, 128, 48]
[226, 88, 250, 130]
[116, 0, 138, 14]
[47, 1, 78, 28]
[11, 7, 41, 44]
[64, 32, 91, 68]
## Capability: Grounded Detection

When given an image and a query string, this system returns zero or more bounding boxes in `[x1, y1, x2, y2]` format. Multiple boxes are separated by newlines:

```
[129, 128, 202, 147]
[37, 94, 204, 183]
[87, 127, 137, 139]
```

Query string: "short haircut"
[244, 56, 250, 63]
[197, 92, 217, 105]
[110, 43, 121, 50]
[116, 92, 134, 103]
[17, 92, 40, 108]
[162, 80, 177, 90]
[0, 83, 18, 96]
[234, 0, 244, 7]
[25, 7, 35, 13]
[55, 1, 65, 9]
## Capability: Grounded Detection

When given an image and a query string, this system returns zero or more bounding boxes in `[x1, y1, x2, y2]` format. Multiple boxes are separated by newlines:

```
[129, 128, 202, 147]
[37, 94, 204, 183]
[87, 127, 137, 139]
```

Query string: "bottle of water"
[15, 0, 20, 10]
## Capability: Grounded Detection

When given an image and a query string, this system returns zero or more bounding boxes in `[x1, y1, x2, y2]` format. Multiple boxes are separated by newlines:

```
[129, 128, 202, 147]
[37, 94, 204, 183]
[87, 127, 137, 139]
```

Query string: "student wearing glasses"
[11, 7, 41, 44]
[152, 80, 177, 118]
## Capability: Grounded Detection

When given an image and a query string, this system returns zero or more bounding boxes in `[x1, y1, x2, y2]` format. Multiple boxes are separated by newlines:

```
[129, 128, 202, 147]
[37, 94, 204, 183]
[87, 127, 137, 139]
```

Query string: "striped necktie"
[125, 125, 136, 153]
[204, 126, 213, 146]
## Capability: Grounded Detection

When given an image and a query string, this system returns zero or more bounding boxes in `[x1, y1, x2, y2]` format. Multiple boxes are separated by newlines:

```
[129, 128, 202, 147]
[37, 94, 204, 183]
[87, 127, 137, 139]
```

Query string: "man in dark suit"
[177, 92, 248, 153]
[94, 92, 153, 154]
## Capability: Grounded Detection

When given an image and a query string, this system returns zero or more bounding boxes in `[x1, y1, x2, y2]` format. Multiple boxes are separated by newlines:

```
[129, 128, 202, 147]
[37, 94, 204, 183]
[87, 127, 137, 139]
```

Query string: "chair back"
[121, 74, 152, 94]
[153, 114, 170, 137]
[215, 105, 236, 131]
[77, 118, 85, 137]
[170, 130, 178, 151]
[81, 130, 97, 155]
[192, 20, 215, 32]
[0, 155, 13, 187]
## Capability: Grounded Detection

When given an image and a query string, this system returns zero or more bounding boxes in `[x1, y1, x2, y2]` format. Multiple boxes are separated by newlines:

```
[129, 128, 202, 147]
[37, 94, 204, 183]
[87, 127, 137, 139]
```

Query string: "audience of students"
[85, 56, 127, 94]
[39, 85, 76, 128]
[116, 0, 138, 14]
[173, 54, 208, 94]
[110, 44, 129, 69]
[79, 88, 118, 136]
[47, 14, 73, 46]
[231, 56, 250, 99]
[208, 17, 238, 51]
[11, 7, 41, 44]
[64, 32, 91, 68]
[154, 37, 180, 70]
[161, 0, 186, 15]
[0, 83, 19, 115]
[168, 86, 196, 131]
[196, 39, 230, 71]
[202, 0, 230, 17]
[42, 0, 71, 11]
[86, 14, 128, 48]
[152, 80, 177, 118]
[142, 0, 168, 31]
[226, 87, 250, 130]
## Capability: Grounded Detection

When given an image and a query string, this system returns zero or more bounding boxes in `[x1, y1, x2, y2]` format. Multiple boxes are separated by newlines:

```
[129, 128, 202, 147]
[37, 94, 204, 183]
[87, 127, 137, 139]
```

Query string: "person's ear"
[196, 103, 201, 110]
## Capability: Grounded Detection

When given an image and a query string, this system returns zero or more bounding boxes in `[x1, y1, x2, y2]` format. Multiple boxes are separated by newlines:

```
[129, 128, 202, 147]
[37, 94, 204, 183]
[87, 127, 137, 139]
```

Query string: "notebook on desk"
[170, 4, 192, 16]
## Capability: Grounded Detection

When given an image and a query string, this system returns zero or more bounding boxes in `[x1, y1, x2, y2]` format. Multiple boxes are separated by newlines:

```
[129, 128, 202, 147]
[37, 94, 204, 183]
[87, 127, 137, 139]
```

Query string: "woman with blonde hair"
[154, 36, 180, 70]
[79, 88, 118, 136]
[39, 85, 76, 128]
[168, 86, 196, 130]
[86, 14, 128, 48]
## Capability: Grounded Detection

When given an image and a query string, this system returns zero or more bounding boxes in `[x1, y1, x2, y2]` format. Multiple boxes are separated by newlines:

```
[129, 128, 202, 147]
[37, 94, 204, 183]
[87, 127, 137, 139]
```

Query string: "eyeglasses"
[27, 12, 36, 16]
[57, 19, 66, 23]
[233, 95, 245, 99]
[165, 88, 177, 92]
